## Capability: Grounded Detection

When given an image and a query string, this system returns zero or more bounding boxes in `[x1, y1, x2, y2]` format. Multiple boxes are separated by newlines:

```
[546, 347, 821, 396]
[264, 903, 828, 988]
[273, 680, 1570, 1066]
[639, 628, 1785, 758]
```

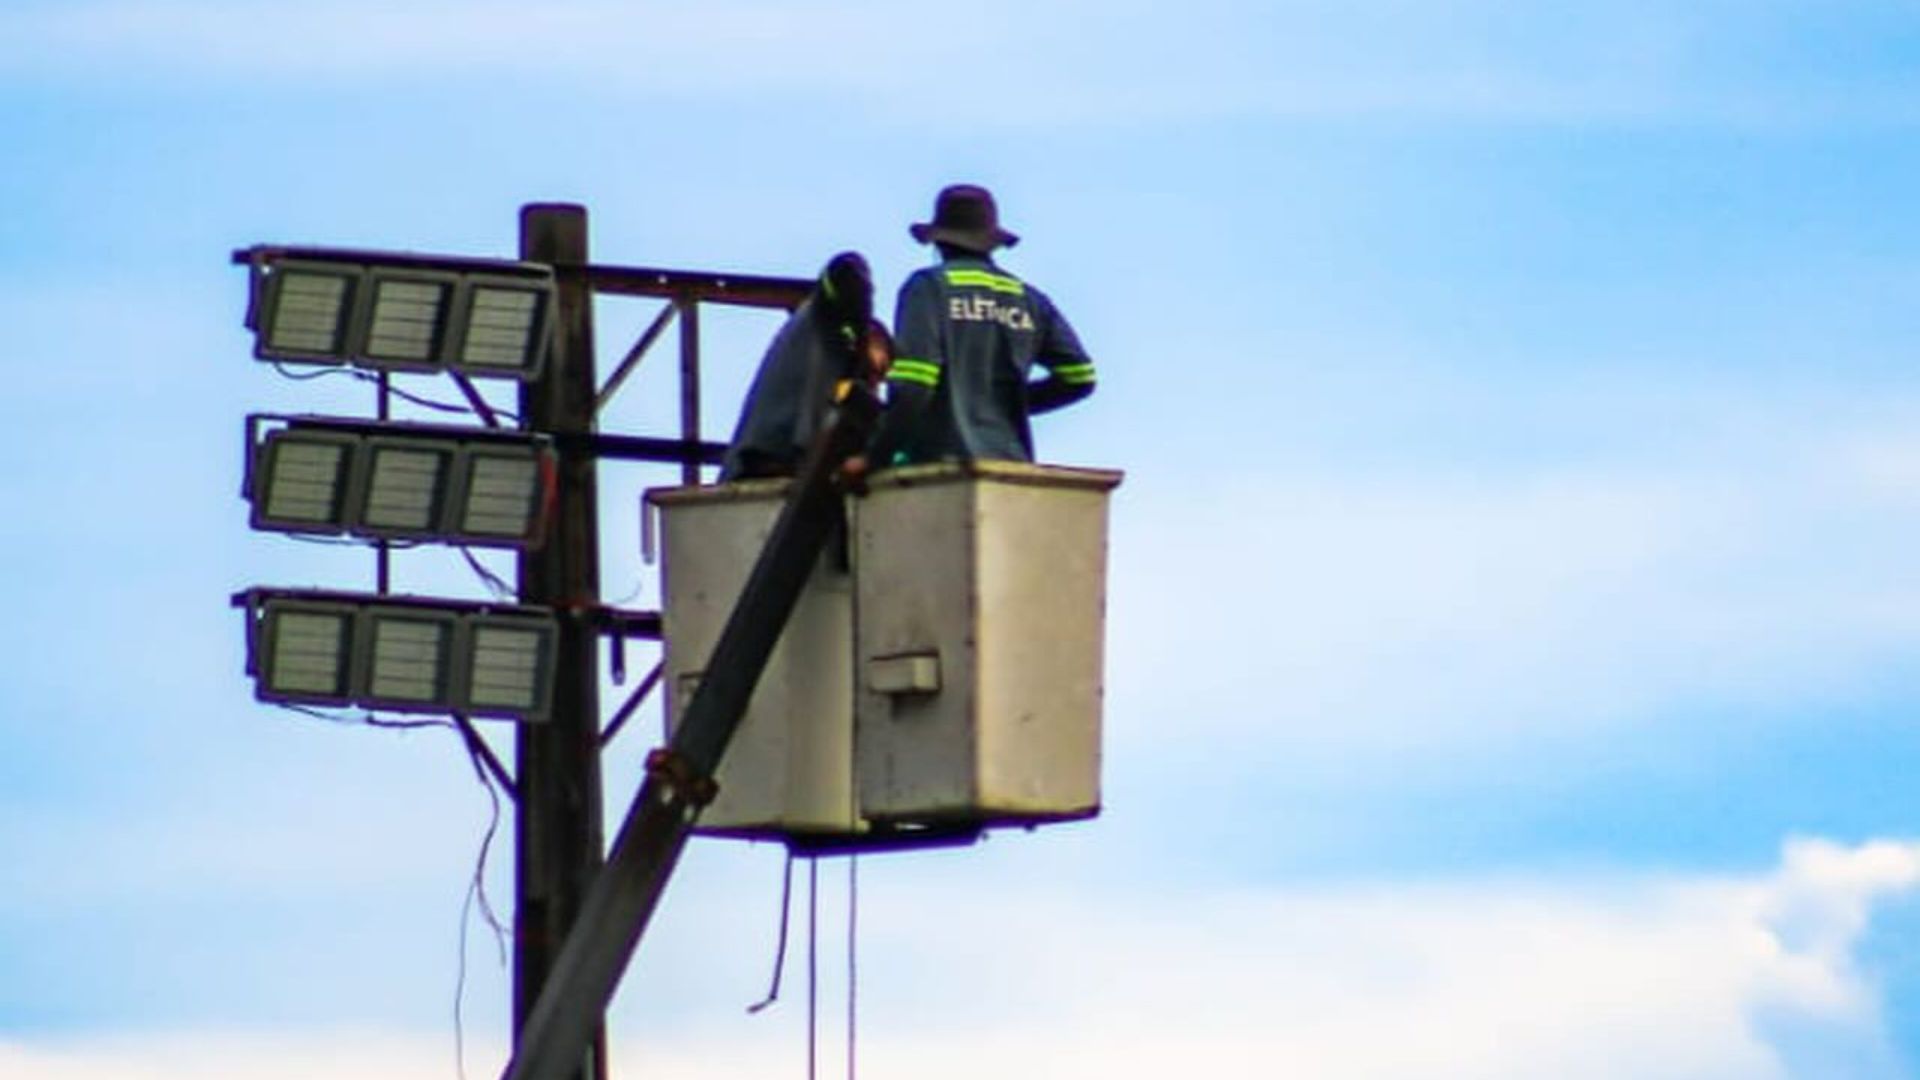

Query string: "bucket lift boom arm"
[501, 384, 881, 1080]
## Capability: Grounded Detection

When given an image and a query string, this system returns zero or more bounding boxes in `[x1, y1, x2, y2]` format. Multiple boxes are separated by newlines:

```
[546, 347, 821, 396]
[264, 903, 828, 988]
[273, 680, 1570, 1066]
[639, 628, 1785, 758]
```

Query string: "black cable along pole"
[514, 203, 608, 1080]
[501, 385, 881, 1080]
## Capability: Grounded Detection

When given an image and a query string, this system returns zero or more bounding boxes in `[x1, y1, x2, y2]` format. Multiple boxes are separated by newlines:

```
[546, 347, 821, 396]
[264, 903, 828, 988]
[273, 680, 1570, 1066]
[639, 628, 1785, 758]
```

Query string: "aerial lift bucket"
[646, 461, 1122, 851]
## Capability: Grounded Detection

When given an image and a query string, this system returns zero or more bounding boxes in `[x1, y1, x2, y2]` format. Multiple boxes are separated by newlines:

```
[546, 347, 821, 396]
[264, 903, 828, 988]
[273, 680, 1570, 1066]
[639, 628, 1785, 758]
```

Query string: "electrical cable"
[271, 700, 504, 1080]
[275, 703, 355, 724]
[453, 725, 510, 1080]
[808, 856, 820, 1080]
[605, 577, 647, 608]
[460, 731, 512, 944]
[283, 533, 422, 550]
[847, 854, 859, 1080]
[268, 360, 521, 422]
[353, 369, 523, 422]
[273, 702, 451, 731]
[364, 714, 453, 731]
[283, 534, 373, 548]
[358, 373, 476, 415]
[459, 546, 517, 600]
[747, 852, 796, 1014]
[271, 361, 348, 381]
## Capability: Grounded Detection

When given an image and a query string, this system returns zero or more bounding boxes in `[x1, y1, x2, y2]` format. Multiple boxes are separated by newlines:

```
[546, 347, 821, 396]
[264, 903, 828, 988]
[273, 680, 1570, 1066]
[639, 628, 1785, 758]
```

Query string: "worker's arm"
[863, 272, 944, 467]
[1027, 288, 1096, 414]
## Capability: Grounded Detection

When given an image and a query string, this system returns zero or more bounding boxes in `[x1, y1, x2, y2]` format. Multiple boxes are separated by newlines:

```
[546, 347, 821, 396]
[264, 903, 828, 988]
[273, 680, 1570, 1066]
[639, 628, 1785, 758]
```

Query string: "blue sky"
[6, 1, 1920, 1076]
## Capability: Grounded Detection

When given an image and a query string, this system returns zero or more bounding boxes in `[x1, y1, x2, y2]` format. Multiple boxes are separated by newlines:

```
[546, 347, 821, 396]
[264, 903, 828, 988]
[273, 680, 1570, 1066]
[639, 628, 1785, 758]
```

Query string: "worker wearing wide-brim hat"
[858, 184, 1097, 474]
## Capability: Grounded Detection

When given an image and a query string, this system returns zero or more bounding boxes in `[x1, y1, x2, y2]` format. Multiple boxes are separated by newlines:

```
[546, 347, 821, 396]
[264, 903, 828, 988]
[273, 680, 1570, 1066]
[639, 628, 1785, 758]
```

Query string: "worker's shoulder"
[925, 261, 1049, 301]
[764, 303, 818, 350]
[1005, 273, 1065, 317]
[898, 264, 947, 291]
[901, 261, 1063, 307]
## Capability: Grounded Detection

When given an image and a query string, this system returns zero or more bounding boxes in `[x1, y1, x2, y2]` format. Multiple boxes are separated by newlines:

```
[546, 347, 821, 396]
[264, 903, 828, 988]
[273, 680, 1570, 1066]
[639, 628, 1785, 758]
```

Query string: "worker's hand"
[837, 454, 871, 495]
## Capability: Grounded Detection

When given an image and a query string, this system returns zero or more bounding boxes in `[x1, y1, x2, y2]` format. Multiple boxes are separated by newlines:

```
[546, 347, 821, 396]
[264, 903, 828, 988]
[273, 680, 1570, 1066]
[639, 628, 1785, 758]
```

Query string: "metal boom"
[501, 384, 880, 1080]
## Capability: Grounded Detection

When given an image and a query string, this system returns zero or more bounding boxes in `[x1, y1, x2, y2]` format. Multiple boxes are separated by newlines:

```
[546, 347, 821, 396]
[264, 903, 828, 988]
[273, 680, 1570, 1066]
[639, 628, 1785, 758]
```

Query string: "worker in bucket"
[847, 183, 1096, 483]
[719, 251, 882, 481]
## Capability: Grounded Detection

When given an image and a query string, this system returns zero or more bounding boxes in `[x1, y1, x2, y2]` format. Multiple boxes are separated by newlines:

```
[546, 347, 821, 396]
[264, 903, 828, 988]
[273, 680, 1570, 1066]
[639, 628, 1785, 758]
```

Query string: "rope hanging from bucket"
[847, 854, 859, 1080]
[807, 857, 820, 1080]
[747, 852, 796, 1014]
[747, 849, 860, 1080]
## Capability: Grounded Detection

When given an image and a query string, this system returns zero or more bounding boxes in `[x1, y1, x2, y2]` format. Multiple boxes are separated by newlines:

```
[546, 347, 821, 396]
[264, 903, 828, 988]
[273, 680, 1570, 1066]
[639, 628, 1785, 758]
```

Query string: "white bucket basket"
[646, 461, 1122, 844]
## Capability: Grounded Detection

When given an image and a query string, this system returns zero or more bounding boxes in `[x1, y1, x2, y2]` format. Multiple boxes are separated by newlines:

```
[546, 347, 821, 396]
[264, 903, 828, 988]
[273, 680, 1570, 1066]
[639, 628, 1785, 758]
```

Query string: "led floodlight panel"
[357, 437, 456, 538]
[256, 598, 359, 705]
[450, 276, 553, 381]
[256, 261, 362, 363]
[359, 269, 457, 371]
[460, 613, 558, 721]
[453, 446, 550, 545]
[251, 427, 363, 534]
[360, 606, 459, 711]
[241, 590, 562, 721]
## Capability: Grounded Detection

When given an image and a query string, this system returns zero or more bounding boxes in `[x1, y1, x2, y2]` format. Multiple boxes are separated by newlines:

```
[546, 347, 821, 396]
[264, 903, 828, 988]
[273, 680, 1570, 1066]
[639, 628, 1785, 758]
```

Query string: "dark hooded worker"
[848, 184, 1096, 483]
[719, 252, 879, 481]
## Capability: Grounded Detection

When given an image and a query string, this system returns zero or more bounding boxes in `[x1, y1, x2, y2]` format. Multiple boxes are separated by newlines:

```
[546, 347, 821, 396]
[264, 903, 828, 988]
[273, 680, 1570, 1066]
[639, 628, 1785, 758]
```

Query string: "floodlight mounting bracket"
[588, 607, 664, 641]
[232, 244, 555, 280]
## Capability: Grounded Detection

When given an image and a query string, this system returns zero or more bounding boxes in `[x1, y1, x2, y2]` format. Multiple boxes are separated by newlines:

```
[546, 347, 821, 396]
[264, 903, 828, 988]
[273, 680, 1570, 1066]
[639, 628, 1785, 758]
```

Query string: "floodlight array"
[249, 254, 554, 380]
[246, 416, 555, 548]
[235, 243, 587, 727]
[244, 590, 560, 721]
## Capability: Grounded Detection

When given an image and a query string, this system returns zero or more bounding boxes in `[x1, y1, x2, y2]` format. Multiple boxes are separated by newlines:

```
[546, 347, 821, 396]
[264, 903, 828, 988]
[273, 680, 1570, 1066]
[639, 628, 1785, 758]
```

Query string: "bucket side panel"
[973, 481, 1108, 818]
[854, 480, 980, 821]
[657, 488, 857, 835]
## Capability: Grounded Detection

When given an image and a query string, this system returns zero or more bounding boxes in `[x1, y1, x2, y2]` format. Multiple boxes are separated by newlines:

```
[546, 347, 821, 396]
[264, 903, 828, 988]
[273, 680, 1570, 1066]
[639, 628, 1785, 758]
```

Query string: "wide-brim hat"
[909, 184, 1020, 252]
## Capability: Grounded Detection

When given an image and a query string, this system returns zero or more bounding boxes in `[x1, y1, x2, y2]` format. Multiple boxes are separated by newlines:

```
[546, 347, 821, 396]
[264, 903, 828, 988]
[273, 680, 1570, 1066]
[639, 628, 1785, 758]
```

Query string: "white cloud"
[0, 0, 1914, 128]
[823, 837, 1920, 1078]
[0, 1031, 488, 1080]
[7, 837, 1915, 1079]
[1108, 413, 1920, 756]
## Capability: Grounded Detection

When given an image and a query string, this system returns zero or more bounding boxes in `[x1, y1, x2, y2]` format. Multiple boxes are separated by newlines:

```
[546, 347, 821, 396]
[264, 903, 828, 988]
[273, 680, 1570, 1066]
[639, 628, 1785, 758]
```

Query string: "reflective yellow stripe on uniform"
[943, 269, 1026, 295]
[1053, 362, 1097, 385]
[887, 358, 942, 388]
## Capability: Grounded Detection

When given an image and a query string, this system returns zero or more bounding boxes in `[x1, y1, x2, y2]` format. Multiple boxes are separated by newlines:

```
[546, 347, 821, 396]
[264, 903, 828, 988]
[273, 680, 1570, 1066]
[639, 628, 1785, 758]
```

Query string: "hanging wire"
[284, 534, 423, 550]
[271, 361, 348, 381]
[273, 702, 452, 732]
[356, 368, 469, 416]
[847, 854, 859, 1080]
[747, 852, 797, 1014]
[363, 714, 452, 731]
[268, 361, 521, 422]
[270, 702, 497, 1075]
[459, 546, 517, 600]
[270, 701, 506, 1080]
[361, 374, 478, 415]
[808, 856, 820, 1080]
[605, 576, 647, 608]
[284, 534, 374, 548]
[453, 724, 510, 1080]
[353, 370, 523, 422]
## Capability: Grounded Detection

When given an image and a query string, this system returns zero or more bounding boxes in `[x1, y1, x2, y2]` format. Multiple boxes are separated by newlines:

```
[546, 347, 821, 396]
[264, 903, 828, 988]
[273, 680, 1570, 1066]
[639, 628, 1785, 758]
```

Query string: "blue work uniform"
[719, 296, 861, 481]
[873, 255, 1096, 464]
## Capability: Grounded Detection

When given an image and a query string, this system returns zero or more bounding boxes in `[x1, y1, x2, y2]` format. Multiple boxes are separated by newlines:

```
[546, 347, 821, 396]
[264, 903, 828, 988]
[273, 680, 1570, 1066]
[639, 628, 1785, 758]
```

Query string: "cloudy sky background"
[5, 1, 1920, 1076]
